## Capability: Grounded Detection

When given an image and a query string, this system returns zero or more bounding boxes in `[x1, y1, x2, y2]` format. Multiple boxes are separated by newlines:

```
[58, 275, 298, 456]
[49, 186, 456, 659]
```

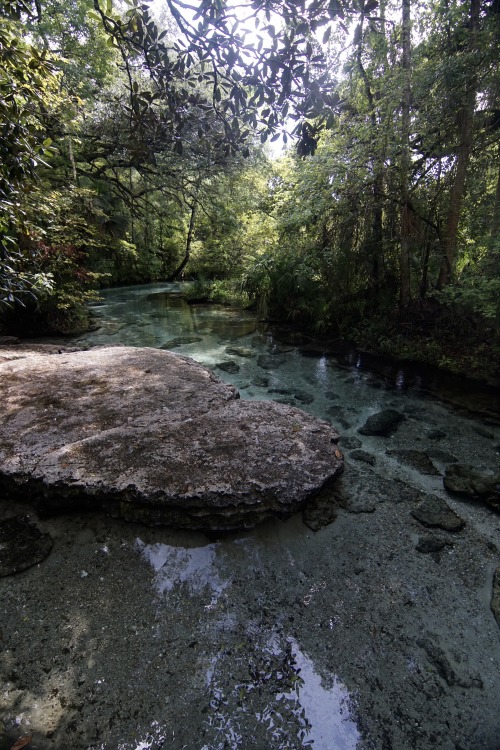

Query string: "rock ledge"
[0, 346, 343, 530]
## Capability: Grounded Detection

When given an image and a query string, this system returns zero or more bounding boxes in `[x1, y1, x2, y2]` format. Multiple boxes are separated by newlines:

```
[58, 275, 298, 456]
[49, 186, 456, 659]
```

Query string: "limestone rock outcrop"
[0, 346, 343, 530]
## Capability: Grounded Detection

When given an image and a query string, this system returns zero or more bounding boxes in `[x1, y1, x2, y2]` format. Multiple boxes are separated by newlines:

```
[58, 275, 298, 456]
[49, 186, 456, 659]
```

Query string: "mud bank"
[1, 458, 499, 750]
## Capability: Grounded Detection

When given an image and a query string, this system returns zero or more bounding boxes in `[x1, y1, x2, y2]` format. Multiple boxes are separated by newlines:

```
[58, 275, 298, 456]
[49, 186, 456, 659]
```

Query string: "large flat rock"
[0, 346, 343, 530]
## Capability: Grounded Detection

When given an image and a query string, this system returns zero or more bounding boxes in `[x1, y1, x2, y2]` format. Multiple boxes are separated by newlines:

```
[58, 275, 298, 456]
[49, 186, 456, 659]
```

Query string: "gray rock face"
[0, 347, 343, 531]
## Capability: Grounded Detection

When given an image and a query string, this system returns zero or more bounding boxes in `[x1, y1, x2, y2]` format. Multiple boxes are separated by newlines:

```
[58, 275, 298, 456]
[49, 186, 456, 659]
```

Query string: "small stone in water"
[294, 391, 314, 405]
[225, 346, 255, 358]
[216, 361, 240, 374]
[349, 449, 376, 466]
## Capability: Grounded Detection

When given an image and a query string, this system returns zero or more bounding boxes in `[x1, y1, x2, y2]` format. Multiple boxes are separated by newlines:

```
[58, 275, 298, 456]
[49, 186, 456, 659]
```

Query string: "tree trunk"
[167, 198, 197, 281]
[67, 137, 78, 185]
[437, 0, 480, 288]
[399, 0, 412, 308]
[355, 8, 387, 299]
[490, 141, 500, 245]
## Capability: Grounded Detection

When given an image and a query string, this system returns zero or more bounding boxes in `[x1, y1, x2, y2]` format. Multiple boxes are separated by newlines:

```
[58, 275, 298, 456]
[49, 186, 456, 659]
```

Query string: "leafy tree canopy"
[90, 0, 374, 156]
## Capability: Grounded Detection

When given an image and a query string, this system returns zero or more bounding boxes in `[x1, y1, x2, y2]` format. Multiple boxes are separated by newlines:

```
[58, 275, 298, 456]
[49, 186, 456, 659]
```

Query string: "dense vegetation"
[0, 0, 498, 378]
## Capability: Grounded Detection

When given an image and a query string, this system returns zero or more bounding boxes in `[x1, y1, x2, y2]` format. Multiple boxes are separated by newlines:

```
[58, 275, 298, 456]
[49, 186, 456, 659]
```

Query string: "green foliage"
[28, 0, 116, 100]
[0, 0, 497, 384]
[185, 278, 251, 308]
[0, 7, 60, 303]
[242, 248, 332, 331]
[91, 0, 348, 157]
[0, 185, 124, 333]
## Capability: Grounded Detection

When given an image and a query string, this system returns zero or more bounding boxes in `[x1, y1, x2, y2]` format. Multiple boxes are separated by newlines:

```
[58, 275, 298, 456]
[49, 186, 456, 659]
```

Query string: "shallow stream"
[1, 282, 499, 750]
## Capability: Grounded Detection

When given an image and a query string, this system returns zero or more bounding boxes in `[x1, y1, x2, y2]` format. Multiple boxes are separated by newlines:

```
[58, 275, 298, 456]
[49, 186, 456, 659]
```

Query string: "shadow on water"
[274, 330, 500, 420]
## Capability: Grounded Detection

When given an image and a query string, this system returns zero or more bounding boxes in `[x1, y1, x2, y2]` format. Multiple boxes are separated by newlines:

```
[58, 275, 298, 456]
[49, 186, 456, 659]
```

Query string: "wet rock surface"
[0, 347, 343, 531]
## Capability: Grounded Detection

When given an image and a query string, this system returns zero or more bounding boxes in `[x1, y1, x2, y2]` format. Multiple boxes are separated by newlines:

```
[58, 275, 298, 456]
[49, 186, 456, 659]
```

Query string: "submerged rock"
[349, 449, 376, 466]
[324, 391, 340, 401]
[225, 346, 255, 358]
[302, 489, 339, 531]
[257, 354, 286, 369]
[418, 636, 483, 688]
[161, 336, 203, 349]
[427, 449, 458, 464]
[216, 361, 240, 374]
[472, 424, 495, 439]
[339, 436, 362, 450]
[426, 428, 447, 441]
[415, 535, 453, 554]
[411, 496, 465, 532]
[294, 391, 314, 405]
[386, 449, 441, 476]
[0, 347, 343, 531]
[0, 515, 53, 576]
[443, 464, 500, 512]
[326, 405, 352, 430]
[358, 409, 404, 436]
[251, 376, 270, 388]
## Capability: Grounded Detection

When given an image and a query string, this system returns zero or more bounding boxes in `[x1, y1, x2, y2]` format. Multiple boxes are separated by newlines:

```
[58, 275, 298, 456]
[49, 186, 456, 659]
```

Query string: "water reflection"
[78, 282, 498, 416]
[84, 284, 257, 354]
[203, 630, 360, 750]
[135, 540, 228, 605]
[280, 638, 360, 750]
